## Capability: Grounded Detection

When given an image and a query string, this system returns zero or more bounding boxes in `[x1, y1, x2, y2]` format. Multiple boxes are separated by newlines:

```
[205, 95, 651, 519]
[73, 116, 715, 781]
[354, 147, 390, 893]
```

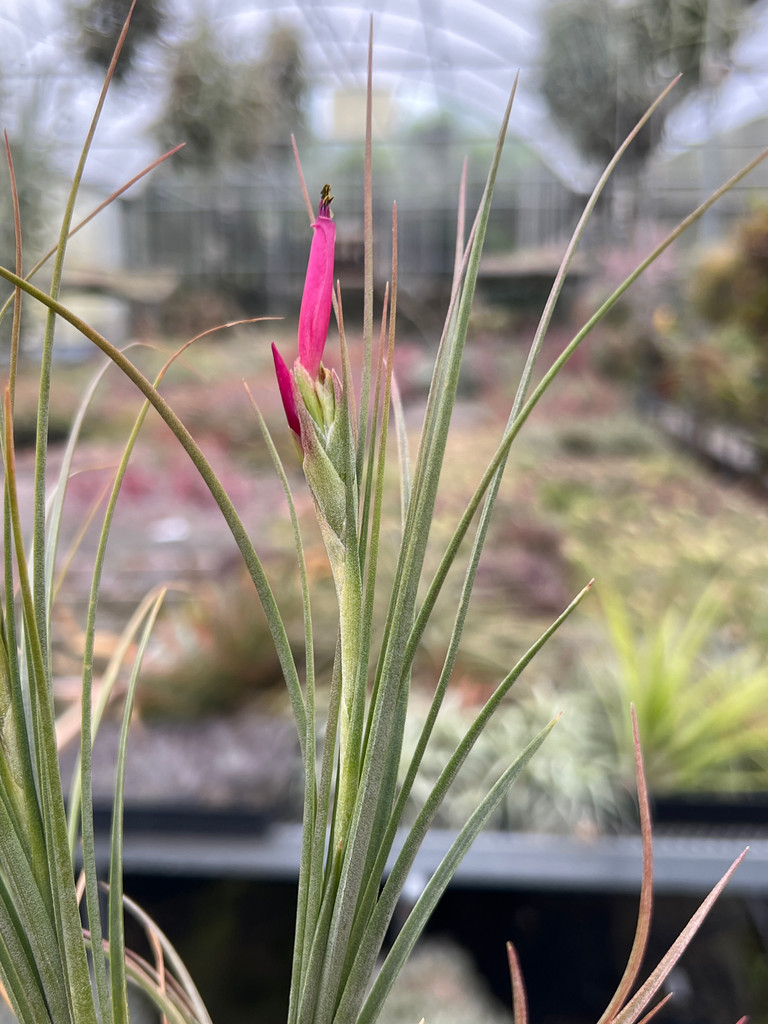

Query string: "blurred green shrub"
[680, 228, 768, 426]
[722, 205, 768, 338]
[688, 243, 741, 326]
[591, 205, 768, 431]
[666, 324, 765, 423]
[137, 576, 287, 717]
[138, 567, 339, 718]
[400, 685, 626, 835]
[594, 584, 768, 794]
[159, 284, 245, 339]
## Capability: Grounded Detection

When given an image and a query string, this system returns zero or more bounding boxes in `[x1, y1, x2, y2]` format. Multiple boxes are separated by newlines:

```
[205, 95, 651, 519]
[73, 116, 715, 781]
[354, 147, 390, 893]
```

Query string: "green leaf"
[0, 879, 53, 1024]
[4, 392, 98, 1024]
[109, 591, 166, 1024]
[248, 394, 318, 1024]
[353, 719, 558, 1024]
[338, 585, 591, 1016]
[31, 0, 135, 682]
[0, 792, 69, 1022]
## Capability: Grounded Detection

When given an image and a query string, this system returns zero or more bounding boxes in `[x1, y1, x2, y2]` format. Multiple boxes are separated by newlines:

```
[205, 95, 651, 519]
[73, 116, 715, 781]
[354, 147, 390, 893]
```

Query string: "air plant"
[0, 7, 762, 1024]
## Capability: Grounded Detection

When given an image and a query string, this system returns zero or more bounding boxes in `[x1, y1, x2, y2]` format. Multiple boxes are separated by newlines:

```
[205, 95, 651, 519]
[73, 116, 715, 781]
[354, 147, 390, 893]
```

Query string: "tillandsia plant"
[0, 8, 764, 1024]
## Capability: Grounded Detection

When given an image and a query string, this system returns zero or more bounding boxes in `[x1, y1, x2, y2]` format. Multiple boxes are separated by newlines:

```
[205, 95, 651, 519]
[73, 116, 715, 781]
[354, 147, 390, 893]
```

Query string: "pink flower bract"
[272, 342, 301, 437]
[272, 186, 336, 438]
[298, 189, 335, 378]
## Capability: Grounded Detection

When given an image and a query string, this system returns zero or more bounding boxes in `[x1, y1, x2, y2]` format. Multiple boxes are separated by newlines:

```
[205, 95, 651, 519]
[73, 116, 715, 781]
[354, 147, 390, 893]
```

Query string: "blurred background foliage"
[3, 0, 768, 835]
[72, 0, 166, 81]
[71, 0, 306, 166]
[596, 201, 768, 433]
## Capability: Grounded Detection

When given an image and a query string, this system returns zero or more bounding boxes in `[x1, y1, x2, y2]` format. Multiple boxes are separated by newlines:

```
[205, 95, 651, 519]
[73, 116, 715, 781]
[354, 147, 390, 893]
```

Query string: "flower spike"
[298, 184, 335, 378]
[273, 184, 336, 440]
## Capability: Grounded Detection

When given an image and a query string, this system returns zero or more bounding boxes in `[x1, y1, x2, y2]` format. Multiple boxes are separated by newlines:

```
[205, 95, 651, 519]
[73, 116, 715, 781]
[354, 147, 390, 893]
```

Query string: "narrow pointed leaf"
[598, 706, 653, 1024]
[353, 719, 557, 1024]
[507, 943, 528, 1024]
[611, 849, 748, 1024]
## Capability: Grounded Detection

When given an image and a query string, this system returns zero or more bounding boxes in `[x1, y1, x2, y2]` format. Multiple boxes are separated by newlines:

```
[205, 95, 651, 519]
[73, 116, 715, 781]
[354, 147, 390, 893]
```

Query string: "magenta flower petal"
[298, 189, 335, 378]
[272, 342, 301, 437]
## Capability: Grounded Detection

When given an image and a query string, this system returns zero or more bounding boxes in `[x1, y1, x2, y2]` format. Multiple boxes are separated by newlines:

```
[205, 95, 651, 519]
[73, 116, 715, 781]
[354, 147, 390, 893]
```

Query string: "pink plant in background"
[272, 184, 336, 439]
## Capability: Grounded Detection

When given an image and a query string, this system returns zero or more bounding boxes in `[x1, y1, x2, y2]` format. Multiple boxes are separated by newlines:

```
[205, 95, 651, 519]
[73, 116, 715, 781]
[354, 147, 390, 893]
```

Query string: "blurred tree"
[0, 119, 54, 353]
[259, 24, 307, 149]
[540, 0, 747, 172]
[70, 0, 166, 81]
[155, 20, 306, 168]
